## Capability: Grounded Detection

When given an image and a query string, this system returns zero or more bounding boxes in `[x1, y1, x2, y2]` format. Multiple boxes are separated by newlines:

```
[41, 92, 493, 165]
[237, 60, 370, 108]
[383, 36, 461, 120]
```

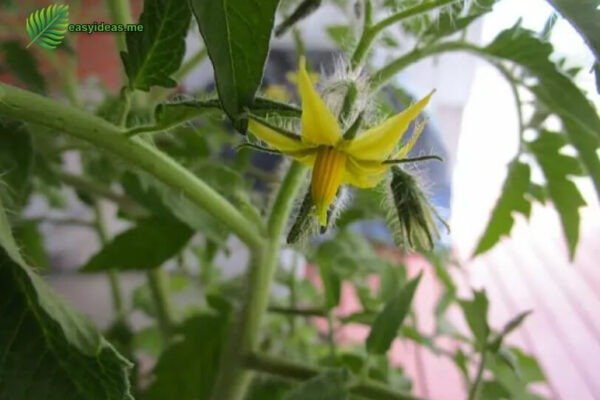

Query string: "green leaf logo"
[25, 4, 69, 50]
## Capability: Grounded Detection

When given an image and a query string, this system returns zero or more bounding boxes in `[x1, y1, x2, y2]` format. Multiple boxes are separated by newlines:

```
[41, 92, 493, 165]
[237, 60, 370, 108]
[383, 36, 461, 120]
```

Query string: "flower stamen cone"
[311, 147, 347, 226]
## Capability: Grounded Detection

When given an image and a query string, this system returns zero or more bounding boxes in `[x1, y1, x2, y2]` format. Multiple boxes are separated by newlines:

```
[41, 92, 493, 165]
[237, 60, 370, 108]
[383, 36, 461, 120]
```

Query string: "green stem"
[211, 162, 307, 400]
[467, 350, 487, 400]
[351, 0, 457, 68]
[326, 311, 337, 358]
[105, 0, 133, 53]
[245, 353, 424, 400]
[268, 306, 326, 317]
[0, 83, 265, 250]
[117, 88, 132, 127]
[146, 268, 173, 340]
[369, 41, 477, 89]
[93, 202, 125, 321]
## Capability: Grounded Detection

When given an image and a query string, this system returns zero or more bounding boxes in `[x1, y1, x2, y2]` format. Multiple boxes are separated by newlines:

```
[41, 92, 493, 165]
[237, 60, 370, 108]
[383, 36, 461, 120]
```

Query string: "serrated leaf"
[0, 196, 133, 400]
[283, 369, 350, 400]
[546, 0, 600, 62]
[474, 161, 531, 256]
[82, 216, 194, 272]
[459, 290, 489, 350]
[0, 118, 34, 208]
[528, 131, 587, 259]
[366, 272, 422, 355]
[189, 0, 281, 131]
[485, 26, 600, 198]
[1, 41, 46, 93]
[423, 0, 499, 40]
[121, 0, 191, 91]
[144, 312, 230, 400]
[25, 4, 69, 50]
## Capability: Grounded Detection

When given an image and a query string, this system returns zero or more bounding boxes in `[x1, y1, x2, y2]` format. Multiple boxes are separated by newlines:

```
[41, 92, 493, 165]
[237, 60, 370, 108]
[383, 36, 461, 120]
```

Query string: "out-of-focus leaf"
[121, 171, 229, 244]
[423, 0, 499, 40]
[379, 263, 407, 302]
[0, 119, 34, 207]
[528, 131, 586, 259]
[133, 326, 164, 358]
[144, 312, 230, 400]
[327, 25, 353, 51]
[546, 0, 600, 62]
[485, 26, 600, 197]
[511, 348, 546, 383]
[189, 0, 281, 131]
[490, 310, 532, 352]
[480, 381, 511, 400]
[13, 220, 48, 270]
[1, 41, 46, 93]
[319, 261, 341, 310]
[283, 369, 350, 400]
[121, 0, 191, 90]
[247, 377, 292, 400]
[82, 217, 194, 272]
[459, 290, 489, 350]
[474, 161, 531, 256]
[488, 348, 546, 398]
[366, 272, 422, 355]
[0, 197, 133, 400]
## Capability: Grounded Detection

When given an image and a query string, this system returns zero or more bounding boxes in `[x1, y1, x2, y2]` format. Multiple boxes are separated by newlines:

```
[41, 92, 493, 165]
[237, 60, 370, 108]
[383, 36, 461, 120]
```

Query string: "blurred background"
[1, 0, 599, 399]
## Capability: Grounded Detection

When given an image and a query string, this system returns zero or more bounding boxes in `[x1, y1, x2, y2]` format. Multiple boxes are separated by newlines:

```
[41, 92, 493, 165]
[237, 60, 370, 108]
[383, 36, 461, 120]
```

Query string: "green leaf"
[82, 216, 194, 271]
[0, 118, 34, 207]
[489, 310, 532, 352]
[474, 161, 532, 256]
[319, 260, 342, 310]
[0, 197, 133, 400]
[283, 369, 350, 400]
[546, 0, 600, 61]
[144, 312, 229, 400]
[485, 26, 600, 197]
[326, 25, 353, 51]
[13, 220, 48, 270]
[121, 0, 191, 91]
[366, 272, 422, 355]
[423, 0, 499, 40]
[379, 263, 407, 303]
[121, 171, 229, 244]
[25, 4, 69, 50]
[189, 0, 281, 131]
[459, 290, 489, 350]
[247, 377, 292, 400]
[528, 131, 587, 259]
[479, 381, 511, 400]
[1, 41, 46, 93]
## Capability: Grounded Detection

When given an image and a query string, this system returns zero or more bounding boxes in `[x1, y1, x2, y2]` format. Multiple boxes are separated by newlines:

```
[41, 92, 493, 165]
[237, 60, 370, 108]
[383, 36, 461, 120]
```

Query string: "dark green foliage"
[121, 0, 191, 90]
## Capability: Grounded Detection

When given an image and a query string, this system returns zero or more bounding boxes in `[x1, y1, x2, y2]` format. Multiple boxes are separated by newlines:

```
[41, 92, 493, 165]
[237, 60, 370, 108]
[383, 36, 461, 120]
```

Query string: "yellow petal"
[248, 118, 308, 154]
[394, 119, 426, 159]
[311, 147, 346, 226]
[343, 157, 388, 188]
[343, 91, 434, 161]
[298, 56, 341, 146]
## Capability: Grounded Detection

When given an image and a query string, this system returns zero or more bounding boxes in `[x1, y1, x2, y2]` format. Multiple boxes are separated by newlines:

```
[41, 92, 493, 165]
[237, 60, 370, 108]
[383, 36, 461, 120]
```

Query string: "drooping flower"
[247, 57, 434, 227]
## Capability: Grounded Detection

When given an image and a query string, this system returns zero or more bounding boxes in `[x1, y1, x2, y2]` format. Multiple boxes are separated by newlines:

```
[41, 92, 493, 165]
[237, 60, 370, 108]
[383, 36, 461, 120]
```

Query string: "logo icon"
[25, 4, 69, 49]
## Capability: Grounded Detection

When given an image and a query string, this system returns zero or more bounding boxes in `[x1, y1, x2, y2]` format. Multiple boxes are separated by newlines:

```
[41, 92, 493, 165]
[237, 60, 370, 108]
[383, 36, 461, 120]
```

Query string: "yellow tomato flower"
[248, 57, 434, 227]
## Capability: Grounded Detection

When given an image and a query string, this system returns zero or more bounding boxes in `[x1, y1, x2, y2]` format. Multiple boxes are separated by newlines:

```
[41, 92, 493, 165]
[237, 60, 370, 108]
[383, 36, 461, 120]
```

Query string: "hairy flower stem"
[211, 162, 307, 400]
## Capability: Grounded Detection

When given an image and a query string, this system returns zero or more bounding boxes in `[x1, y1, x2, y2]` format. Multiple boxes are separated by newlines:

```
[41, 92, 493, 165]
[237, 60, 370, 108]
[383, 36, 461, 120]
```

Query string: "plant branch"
[467, 350, 487, 400]
[0, 83, 265, 250]
[211, 162, 307, 400]
[351, 0, 457, 68]
[268, 305, 326, 317]
[146, 268, 173, 341]
[105, 0, 133, 53]
[245, 353, 424, 400]
[93, 202, 125, 322]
